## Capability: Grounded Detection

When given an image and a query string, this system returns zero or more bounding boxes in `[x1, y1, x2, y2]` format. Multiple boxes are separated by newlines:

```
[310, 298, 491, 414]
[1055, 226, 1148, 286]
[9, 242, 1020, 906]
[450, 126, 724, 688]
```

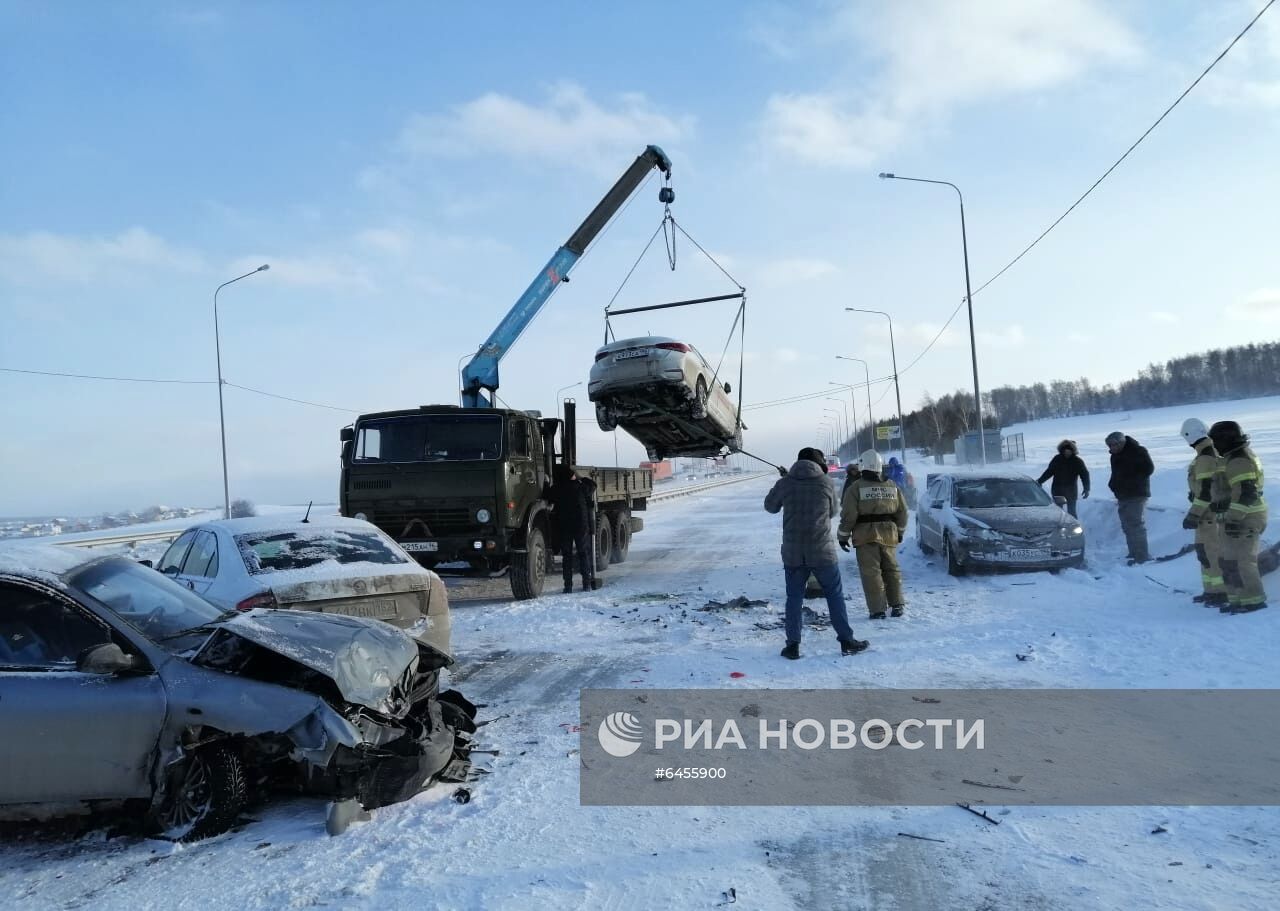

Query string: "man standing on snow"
[1209, 421, 1268, 614]
[838, 450, 909, 620]
[1037, 440, 1091, 518]
[1180, 419, 1228, 607]
[551, 465, 597, 593]
[764, 448, 869, 659]
[1106, 431, 1154, 564]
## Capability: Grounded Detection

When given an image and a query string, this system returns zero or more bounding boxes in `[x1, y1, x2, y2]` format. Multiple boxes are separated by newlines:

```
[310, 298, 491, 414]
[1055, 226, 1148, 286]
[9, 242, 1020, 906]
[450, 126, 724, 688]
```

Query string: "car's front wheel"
[943, 534, 966, 577]
[154, 744, 247, 842]
[690, 378, 709, 420]
[916, 519, 933, 554]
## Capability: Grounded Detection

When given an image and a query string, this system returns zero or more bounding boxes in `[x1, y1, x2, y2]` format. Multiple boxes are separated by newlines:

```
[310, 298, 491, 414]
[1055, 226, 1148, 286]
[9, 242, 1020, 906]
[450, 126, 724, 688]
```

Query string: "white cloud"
[761, 0, 1139, 167]
[1228, 287, 1280, 321]
[977, 324, 1027, 349]
[1204, 1, 1280, 108]
[0, 227, 205, 284]
[230, 254, 376, 293]
[1148, 310, 1181, 324]
[395, 83, 692, 174]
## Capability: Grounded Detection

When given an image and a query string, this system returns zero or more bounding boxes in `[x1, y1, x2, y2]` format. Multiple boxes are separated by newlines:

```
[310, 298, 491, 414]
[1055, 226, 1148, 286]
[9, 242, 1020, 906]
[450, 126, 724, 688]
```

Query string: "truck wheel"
[511, 526, 547, 600]
[609, 510, 631, 564]
[594, 515, 612, 574]
[154, 744, 246, 842]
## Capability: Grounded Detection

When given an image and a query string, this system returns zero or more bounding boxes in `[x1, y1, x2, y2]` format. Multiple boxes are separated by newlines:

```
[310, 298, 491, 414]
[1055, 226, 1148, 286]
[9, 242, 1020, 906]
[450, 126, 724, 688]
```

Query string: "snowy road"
[3, 471, 1279, 910]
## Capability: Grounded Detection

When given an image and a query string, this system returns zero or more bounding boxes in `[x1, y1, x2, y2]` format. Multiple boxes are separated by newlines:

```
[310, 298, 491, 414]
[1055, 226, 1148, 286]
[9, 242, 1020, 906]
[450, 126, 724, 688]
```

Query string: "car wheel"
[609, 509, 631, 564]
[595, 402, 617, 432]
[510, 525, 546, 600]
[594, 514, 612, 574]
[155, 744, 246, 842]
[691, 377, 709, 420]
[944, 534, 966, 577]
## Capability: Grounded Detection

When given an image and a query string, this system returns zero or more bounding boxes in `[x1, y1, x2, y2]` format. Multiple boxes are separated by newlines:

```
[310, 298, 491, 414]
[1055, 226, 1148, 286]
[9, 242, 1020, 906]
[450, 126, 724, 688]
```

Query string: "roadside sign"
[876, 425, 901, 440]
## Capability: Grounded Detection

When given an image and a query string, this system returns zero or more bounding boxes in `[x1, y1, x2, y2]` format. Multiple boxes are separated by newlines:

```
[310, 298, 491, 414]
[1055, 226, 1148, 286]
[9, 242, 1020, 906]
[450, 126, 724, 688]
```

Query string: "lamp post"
[213, 264, 270, 519]
[823, 408, 845, 454]
[825, 397, 852, 457]
[827, 382, 861, 451]
[555, 381, 583, 424]
[878, 171, 986, 464]
[846, 307, 906, 470]
[836, 355, 875, 452]
[819, 421, 836, 454]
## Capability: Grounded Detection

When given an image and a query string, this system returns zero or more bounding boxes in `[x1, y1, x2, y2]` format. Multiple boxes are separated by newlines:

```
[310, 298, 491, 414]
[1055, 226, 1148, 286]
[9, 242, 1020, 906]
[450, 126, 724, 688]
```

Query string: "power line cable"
[1, 366, 214, 384]
[894, 0, 1276, 379]
[223, 382, 359, 413]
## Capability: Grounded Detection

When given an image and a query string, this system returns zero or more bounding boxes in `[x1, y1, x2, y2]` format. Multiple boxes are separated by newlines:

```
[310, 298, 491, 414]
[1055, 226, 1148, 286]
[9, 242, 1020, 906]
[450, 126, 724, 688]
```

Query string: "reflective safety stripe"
[1228, 471, 1259, 484]
[1228, 503, 1268, 514]
[1192, 499, 1210, 508]
[1194, 471, 1217, 480]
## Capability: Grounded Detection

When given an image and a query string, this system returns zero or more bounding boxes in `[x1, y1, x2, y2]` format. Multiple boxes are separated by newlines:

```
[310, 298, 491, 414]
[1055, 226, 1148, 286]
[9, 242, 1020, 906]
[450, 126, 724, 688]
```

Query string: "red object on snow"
[729, 671, 746, 679]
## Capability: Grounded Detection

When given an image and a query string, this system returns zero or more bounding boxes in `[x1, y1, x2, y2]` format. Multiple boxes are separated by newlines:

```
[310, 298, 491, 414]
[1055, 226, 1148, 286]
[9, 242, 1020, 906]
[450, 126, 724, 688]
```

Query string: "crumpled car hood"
[210, 609, 419, 714]
[955, 506, 1075, 533]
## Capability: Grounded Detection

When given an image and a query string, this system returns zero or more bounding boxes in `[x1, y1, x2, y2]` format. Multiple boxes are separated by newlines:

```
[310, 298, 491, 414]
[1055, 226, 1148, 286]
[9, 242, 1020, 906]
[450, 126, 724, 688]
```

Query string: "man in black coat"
[1106, 431, 1155, 564]
[1037, 439, 1090, 518]
[551, 465, 597, 593]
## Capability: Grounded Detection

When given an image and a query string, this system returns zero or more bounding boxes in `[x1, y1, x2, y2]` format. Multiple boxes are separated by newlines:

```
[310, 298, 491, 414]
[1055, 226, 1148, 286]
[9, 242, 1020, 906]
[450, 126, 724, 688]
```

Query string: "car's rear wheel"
[511, 526, 547, 600]
[691, 378, 709, 420]
[155, 744, 246, 842]
[595, 402, 617, 432]
[944, 534, 966, 577]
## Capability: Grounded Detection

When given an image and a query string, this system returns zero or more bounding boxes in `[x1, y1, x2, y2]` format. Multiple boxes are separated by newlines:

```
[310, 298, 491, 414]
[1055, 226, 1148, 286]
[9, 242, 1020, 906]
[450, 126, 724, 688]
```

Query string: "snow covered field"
[3, 400, 1279, 910]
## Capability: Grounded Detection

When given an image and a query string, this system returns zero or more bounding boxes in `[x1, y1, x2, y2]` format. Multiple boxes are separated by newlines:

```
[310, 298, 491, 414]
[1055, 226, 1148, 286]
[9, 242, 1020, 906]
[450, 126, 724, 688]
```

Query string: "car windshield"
[352, 414, 503, 462]
[72, 558, 224, 648]
[953, 478, 1052, 509]
[235, 527, 410, 575]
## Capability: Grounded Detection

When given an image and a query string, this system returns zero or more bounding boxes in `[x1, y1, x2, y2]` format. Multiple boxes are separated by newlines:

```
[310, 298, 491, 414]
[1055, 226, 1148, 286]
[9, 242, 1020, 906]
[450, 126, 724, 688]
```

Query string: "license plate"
[401, 541, 439, 552]
[333, 599, 398, 620]
[1007, 548, 1049, 561]
[614, 349, 650, 361]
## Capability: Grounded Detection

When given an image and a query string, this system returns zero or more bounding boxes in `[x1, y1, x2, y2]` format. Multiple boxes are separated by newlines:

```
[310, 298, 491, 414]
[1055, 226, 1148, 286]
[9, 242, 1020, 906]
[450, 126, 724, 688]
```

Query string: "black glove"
[838, 538, 850, 552]
[778, 465, 787, 477]
[896, 528, 903, 545]
[1187, 491, 1194, 504]
[1224, 520, 1243, 537]
[1082, 490, 1090, 500]
[1182, 514, 1199, 530]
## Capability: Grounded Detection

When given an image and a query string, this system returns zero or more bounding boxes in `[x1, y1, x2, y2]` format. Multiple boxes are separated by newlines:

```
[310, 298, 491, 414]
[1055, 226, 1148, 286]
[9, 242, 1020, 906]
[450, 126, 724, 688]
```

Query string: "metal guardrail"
[649, 472, 770, 502]
[36, 473, 770, 550]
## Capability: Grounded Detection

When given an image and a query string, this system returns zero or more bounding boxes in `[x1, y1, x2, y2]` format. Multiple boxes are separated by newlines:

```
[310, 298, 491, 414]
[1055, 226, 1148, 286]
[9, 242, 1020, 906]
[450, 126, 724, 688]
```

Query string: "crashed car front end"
[172, 609, 473, 816]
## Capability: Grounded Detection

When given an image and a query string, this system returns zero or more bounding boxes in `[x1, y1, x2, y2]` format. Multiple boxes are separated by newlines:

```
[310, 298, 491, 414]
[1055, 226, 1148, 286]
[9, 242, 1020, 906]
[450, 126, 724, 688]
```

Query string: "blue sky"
[3, 1, 1279, 515]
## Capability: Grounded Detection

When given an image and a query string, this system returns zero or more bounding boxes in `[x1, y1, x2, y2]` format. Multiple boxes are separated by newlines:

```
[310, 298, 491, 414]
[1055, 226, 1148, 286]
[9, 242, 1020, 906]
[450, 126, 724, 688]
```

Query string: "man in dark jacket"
[551, 465, 596, 593]
[1106, 431, 1154, 564]
[1037, 439, 1091, 518]
[764, 448, 868, 660]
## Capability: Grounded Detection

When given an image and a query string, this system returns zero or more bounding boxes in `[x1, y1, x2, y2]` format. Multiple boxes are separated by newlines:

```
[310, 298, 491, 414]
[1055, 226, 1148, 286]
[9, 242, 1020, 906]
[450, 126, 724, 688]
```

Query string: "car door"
[924, 478, 948, 550]
[174, 529, 219, 596]
[157, 529, 197, 581]
[0, 580, 166, 803]
[691, 347, 737, 438]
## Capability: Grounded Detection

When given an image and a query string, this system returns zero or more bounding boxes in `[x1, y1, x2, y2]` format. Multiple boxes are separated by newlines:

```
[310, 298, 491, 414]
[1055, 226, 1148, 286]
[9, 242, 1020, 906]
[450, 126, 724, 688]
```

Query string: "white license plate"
[335, 599, 399, 620]
[401, 541, 439, 552]
[1007, 548, 1049, 561]
[614, 349, 650, 361]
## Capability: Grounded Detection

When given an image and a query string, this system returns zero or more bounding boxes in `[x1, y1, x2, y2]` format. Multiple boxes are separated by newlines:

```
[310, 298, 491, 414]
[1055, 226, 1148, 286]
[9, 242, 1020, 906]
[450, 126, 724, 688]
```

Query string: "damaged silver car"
[0, 546, 475, 840]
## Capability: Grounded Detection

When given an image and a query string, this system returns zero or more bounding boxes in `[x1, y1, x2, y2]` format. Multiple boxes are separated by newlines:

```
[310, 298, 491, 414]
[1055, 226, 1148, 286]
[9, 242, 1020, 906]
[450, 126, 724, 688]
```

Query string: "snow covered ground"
[3, 401, 1279, 910]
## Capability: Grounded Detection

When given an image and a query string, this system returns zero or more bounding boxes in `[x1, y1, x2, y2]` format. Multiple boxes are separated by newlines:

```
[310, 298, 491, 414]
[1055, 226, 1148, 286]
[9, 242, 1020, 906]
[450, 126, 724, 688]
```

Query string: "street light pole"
[825, 397, 851, 457]
[879, 172, 986, 464]
[826, 382, 861, 452]
[213, 264, 270, 519]
[823, 408, 845, 454]
[555, 381, 583, 424]
[846, 307, 907, 470]
[836, 355, 875, 452]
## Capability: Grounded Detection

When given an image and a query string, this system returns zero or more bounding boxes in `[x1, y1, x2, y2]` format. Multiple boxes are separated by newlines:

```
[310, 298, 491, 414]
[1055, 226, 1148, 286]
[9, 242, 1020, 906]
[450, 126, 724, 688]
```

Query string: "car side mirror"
[77, 643, 137, 675]
[1053, 495, 1068, 507]
[722, 382, 731, 394]
[931, 500, 943, 509]
[340, 427, 355, 443]
[137, 559, 153, 568]
[161, 565, 180, 576]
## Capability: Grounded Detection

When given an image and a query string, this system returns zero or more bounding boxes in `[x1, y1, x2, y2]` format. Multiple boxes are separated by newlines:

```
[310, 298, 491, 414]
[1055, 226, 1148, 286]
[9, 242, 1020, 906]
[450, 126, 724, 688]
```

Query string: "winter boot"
[1227, 602, 1268, 615]
[869, 611, 887, 620]
[840, 638, 869, 656]
[563, 581, 574, 594]
[1203, 593, 1228, 608]
[780, 641, 801, 660]
[890, 605, 905, 618]
[1192, 593, 1208, 603]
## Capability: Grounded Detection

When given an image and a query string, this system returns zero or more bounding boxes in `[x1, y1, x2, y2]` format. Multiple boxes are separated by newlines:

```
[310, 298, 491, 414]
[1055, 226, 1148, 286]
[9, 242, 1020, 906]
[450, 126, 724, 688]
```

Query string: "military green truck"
[339, 401, 651, 600]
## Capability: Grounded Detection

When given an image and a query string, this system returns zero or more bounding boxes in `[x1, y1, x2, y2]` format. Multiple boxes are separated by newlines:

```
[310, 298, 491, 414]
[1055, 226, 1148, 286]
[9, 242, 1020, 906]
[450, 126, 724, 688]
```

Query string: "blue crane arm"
[460, 144, 672, 407]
